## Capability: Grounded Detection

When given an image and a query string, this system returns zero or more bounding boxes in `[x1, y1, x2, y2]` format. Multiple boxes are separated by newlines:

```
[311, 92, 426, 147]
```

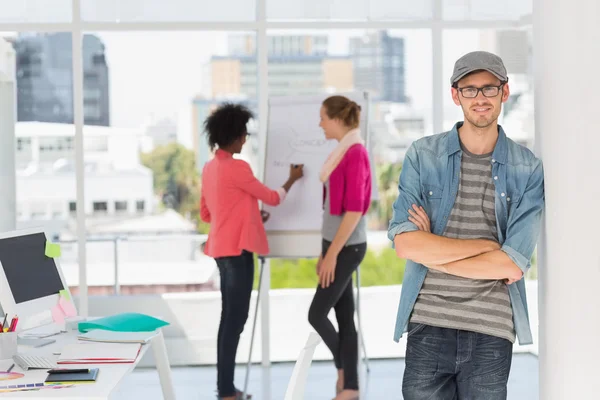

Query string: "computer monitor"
[0, 227, 76, 332]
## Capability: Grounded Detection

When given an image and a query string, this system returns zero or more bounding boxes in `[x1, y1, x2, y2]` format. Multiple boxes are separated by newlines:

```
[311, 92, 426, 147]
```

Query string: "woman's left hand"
[261, 210, 270, 223]
[318, 253, 337, 288]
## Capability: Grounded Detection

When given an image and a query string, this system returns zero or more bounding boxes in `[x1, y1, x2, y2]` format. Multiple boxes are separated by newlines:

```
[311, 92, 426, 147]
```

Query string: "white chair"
[283, 332, 322, 400]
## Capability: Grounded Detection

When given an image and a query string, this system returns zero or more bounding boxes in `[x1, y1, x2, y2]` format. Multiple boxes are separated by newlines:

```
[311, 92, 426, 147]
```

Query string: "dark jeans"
[215, 250, 254, 398]
[403, 323, 513, 400]
[308, 240, 367, 391]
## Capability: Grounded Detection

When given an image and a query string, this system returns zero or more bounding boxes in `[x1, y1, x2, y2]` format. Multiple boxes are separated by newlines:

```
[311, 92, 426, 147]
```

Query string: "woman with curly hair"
[200, 103, 304, 400]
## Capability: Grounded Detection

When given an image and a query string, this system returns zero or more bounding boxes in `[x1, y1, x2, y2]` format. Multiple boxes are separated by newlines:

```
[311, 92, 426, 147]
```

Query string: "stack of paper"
[78, 330, 158, 344]
[57, 343, 141, 364]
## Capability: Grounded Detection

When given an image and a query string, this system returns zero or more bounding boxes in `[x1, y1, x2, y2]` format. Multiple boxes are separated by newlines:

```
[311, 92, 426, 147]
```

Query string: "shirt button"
[429, 191, 433, 196]
[492, 159, 496, 163]
[501, 192, 505, 197]
[507, 197, 511, 202]
[494, 176, 498, 180]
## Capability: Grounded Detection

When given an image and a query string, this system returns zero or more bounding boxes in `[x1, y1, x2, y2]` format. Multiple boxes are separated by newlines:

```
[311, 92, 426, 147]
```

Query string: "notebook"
[57, 343, 141, 364]
[78, 330, 157, 344]
[45, 368, 99, 384]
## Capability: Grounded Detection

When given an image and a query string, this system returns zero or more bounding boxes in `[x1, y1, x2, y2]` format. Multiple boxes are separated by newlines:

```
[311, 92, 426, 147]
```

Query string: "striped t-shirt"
[410, 146, 515, 343]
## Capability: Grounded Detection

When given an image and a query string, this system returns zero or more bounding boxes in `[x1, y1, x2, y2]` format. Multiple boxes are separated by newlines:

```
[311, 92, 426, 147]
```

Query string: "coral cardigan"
[200, 150, 286, 258]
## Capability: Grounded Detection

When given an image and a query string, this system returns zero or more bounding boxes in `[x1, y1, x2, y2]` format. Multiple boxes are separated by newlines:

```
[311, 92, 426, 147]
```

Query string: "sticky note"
[59, 290, 71, 301]
[59, 296, 77, 318]
[51, 304, 66, 324]
[45, 242, 61, 258]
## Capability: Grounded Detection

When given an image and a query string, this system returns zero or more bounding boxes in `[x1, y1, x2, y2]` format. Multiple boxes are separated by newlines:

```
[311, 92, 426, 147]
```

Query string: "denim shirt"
[388, 122, 545, 345]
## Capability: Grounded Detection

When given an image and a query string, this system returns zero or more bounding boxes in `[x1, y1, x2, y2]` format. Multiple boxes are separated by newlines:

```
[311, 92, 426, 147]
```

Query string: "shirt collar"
[215, 149, 233, 159]
[447, 121, 508, 164]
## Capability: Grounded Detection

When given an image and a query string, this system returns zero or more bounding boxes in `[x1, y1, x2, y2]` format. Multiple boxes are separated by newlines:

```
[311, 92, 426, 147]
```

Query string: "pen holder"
[0, 332, 17, 360]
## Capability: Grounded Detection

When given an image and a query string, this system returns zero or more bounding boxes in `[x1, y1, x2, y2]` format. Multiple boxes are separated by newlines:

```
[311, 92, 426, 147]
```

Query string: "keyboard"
[13, 354, 56, 370]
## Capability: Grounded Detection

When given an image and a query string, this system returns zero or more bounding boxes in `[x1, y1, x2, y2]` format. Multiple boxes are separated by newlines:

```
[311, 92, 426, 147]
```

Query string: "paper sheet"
[51, 305, 65, 324]
[59, 296, 77, 317]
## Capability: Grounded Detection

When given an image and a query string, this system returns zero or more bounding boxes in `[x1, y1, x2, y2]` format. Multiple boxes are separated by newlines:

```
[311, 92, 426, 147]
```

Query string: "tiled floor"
[114, 354, 539, 399]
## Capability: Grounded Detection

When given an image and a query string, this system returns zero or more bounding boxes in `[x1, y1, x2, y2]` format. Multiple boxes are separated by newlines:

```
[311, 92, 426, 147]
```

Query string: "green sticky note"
[59, 289, 71, 301]
[45, 242, 61, 258]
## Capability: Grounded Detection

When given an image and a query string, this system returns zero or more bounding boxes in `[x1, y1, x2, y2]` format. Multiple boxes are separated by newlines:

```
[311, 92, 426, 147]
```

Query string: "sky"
[0, 28, 513, 148]
[95, 29, 489, 147]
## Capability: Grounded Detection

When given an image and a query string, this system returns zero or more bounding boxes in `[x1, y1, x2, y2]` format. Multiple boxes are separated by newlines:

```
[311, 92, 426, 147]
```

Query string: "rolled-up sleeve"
[387, 143, 421, 244]
[233, 160, 283, 206]
[200, 193, 211, 223]
[500, 159, 545, 273]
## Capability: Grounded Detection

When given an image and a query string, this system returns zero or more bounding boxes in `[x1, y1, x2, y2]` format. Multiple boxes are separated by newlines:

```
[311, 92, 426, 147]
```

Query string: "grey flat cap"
[450, 51, 508, 86]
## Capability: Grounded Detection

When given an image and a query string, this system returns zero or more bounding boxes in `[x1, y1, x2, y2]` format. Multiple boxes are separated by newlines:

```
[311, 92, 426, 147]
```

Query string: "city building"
[349, 31, 407, 103]
[209, 34, 353, 99]
[15, 122, 154, 238]
[12, 33, 110, 126]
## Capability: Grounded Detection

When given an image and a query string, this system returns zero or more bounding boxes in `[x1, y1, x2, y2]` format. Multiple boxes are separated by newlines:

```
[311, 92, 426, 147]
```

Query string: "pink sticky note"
[59, 296, 77, 317]
[51, 304, 66, 323]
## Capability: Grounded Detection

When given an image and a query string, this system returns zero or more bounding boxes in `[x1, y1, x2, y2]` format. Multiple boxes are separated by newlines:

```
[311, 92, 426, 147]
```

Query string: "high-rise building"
[12, 33, 110, 126]
[350, 31, 406, 103]
[228, 34, 328, 57]
[210, 34, 353, 99]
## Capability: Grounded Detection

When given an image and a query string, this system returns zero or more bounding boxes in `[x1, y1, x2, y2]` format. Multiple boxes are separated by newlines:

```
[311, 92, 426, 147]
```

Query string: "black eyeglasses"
[457, 84, 504, 98]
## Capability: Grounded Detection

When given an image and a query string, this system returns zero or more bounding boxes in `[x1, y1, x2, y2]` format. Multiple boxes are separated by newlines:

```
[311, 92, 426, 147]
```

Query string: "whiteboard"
[262, 92, 373, 258]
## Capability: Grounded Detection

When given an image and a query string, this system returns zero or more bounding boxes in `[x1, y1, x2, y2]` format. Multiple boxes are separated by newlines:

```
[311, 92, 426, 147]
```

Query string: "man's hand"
[408, 204, 431, 232]
[505, 276, 521, 285]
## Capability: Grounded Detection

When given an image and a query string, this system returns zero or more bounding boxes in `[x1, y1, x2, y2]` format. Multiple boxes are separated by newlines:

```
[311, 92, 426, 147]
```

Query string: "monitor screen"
[0, 233, 64, 304]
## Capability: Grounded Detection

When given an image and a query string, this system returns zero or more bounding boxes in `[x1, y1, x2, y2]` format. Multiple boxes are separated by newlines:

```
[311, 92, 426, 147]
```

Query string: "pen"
[6, 364, 14, 373]
[0, 314, 7, 332]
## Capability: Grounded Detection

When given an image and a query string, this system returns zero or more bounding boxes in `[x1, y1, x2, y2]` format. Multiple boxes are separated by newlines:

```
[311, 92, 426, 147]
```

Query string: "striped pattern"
[410, 148, 515, 343]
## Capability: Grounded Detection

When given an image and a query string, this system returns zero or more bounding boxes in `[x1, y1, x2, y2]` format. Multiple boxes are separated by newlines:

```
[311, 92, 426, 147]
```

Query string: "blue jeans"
[215, 251, 254, 398]
[403, 323, 513, 400]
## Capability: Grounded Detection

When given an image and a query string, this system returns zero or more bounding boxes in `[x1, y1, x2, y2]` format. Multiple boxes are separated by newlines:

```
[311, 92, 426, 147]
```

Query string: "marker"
[7, 316, 18, 332]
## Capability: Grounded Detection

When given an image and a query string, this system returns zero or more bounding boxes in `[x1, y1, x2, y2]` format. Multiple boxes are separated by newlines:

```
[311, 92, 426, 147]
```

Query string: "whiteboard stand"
[244, 255, 370, 399]
[355, 266, 370, 374]
[243, 255, 268, 400]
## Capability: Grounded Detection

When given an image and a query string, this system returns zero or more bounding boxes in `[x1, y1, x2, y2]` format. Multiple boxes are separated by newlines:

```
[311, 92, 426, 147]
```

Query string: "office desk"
[0, 329, 175, 399]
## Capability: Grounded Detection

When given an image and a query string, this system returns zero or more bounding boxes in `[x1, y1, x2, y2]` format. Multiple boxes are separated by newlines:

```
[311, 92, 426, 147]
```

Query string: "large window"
[0, 0, 535, 301]
[76, 30, 256, 294]
[267, 0, 434, 21]
[80, 0, 256, 22]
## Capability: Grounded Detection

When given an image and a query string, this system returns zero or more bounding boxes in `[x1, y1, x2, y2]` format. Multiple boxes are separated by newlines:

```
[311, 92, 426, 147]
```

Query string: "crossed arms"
[388, 144, 545, 284]
[395, 205, 522, 283]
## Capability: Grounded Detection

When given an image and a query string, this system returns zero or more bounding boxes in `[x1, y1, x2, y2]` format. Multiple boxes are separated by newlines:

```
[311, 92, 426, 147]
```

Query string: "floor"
[114, 354, 539, 399]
